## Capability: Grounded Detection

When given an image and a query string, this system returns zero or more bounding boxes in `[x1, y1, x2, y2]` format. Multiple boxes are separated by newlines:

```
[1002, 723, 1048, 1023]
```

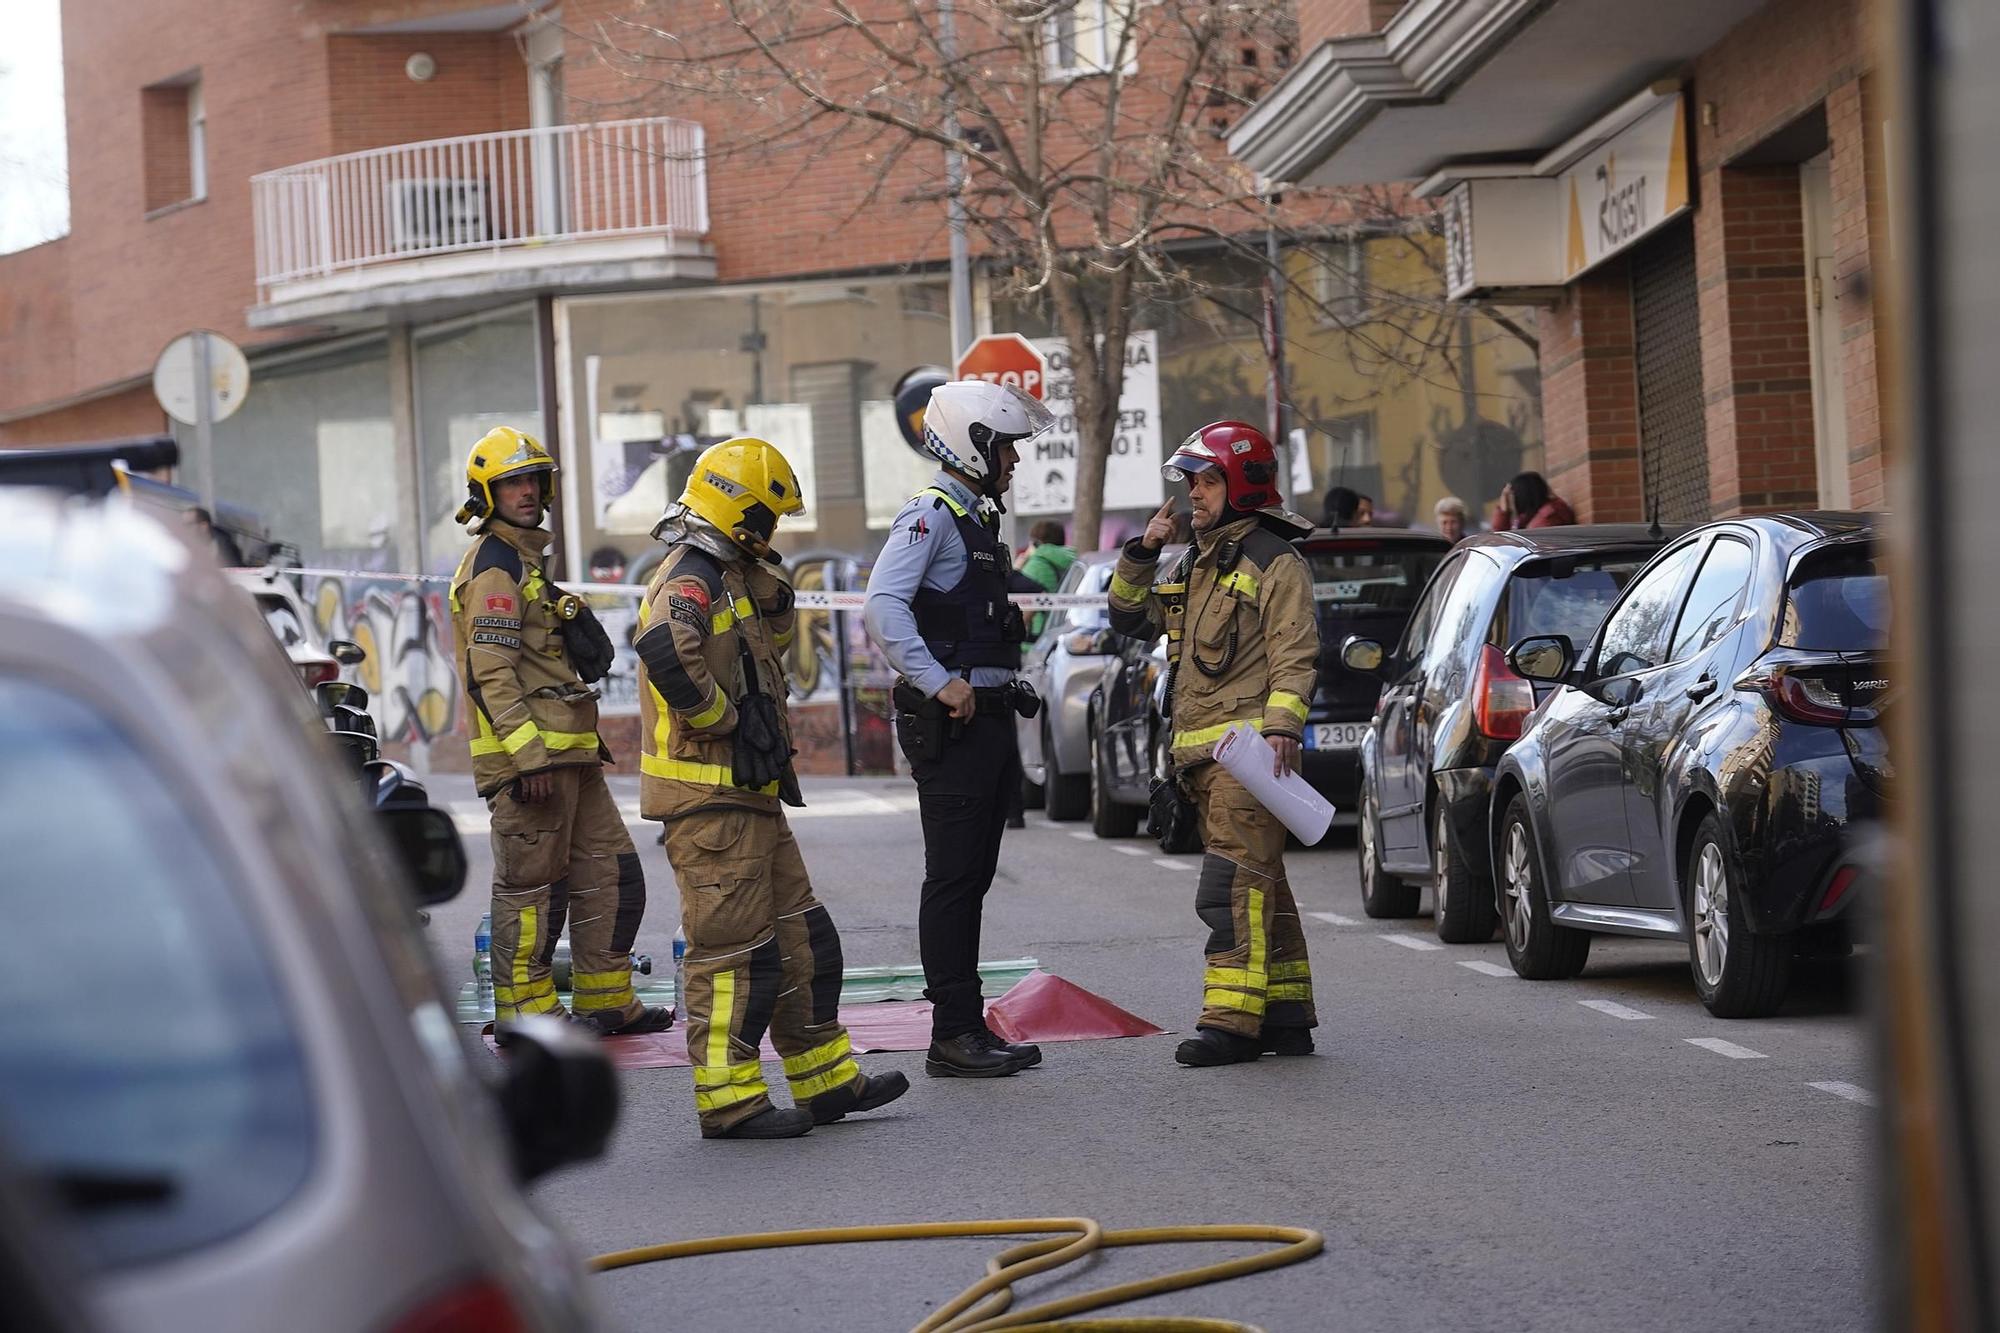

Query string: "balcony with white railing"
[250, 117, 713, 323]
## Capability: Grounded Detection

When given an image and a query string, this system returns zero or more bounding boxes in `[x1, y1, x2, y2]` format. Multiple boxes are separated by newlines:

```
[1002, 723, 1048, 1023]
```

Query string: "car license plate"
[1306, 723, 1365, 751]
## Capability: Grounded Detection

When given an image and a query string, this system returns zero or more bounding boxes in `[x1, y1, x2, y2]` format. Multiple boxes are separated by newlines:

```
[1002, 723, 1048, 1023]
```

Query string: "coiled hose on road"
[593, 1217, 1323, 1333]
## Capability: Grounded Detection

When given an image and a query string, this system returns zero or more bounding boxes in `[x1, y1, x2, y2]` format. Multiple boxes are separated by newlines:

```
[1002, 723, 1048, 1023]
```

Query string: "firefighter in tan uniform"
[636, 438, 910, 1139]
[448, 427, 671, 1040]
[1108, 422, 1322, 1066]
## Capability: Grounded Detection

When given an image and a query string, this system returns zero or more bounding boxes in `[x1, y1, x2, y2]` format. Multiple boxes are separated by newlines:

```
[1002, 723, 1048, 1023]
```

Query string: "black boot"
[809, 1071, 912, 1124]
[578, 1005, 674, 1037]
[1261, 1027, 1315, 1056]
[926, 1031, 1022, 1078]
[978, 1028, 1042, 1069]
[1174, 1027, 1263, 1067]
[704, 1107, 815, 1140]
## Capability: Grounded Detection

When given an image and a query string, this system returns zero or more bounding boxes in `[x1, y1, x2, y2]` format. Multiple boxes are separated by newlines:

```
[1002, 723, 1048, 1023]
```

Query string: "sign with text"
[1560, 93, 1690, 280]
[955, 333, 1048, 399]
[1011, 330, 1164, 517]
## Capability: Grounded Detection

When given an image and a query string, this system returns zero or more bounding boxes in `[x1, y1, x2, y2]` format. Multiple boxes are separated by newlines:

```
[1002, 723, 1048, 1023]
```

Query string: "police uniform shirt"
[863, 472, 1018, 694]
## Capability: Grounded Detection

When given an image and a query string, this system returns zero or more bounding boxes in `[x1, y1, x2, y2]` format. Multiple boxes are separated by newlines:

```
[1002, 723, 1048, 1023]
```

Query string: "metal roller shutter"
[1630, 221, 1710, 524]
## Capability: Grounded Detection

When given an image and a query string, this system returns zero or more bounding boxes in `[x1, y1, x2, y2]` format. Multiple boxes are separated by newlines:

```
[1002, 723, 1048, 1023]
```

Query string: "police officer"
[1107, 422, 1321, 1066]
[865, 380, 1053, 1079]
[448, 427, 671, 1040]
[637, 438, 910, 1139]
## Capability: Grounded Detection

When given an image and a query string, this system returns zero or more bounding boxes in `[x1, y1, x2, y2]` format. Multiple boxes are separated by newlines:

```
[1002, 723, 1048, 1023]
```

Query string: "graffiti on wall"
[306, 575, 461, 744]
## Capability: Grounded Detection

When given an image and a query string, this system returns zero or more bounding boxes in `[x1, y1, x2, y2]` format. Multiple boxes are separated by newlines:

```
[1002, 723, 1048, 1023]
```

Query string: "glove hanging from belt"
[553, 591, 617, 684]
[730, 632, 800, 803]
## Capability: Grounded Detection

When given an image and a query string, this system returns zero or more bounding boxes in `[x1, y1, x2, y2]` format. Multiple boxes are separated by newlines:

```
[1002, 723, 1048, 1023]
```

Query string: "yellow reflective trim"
[1156, 582, 1187, 595]
[523, 571, 546, 602]
[789, 1058, 861, 1101]
[1171, 716, 1264, 749]
[694, 1060, 769, 1112]
[709, 595, 757, 635]
[919, 486, 971, 519]
[686, 689, 729, 729]
[500, 720, 541, 755]
[498, 907, 545, 1020]
[693, 1061, 764, 1089]
[1247, 886, 1267, 983]
[1269, 960, 1312, 980]
[542, 728, 601, 752]
[707, 969, 734, 1068]
[1109, 572, 1149, 604]
[1204, 967, 1258, 989]
[570, 968, 636, 1015]
[1268, 691, 1310, 724]
[1218, 569, 1259, 599]
[1202, 988, 1267, 1015]
[469, 736, 504, 756]
[1268, 982, 1314, 1002]
[782, 1032, 852, 1077]
[640, 752, 780, 795]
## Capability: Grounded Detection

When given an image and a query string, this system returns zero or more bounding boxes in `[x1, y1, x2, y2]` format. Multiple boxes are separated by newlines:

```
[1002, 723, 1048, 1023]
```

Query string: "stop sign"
[955, 333, 1048, 400]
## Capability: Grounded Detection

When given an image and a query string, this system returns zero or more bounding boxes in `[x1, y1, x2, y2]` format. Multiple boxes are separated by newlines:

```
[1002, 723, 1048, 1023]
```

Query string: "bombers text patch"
[472, 615, 521, 631]
[667, 595, 708, 631]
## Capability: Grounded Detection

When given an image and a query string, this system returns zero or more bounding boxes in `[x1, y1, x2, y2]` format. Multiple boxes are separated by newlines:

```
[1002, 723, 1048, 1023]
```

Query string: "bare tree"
[573, 0, 1533, 546]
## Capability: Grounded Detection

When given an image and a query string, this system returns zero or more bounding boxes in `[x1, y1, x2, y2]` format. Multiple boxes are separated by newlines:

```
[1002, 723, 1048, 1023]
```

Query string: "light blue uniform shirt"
[864, 472, 1018, 697]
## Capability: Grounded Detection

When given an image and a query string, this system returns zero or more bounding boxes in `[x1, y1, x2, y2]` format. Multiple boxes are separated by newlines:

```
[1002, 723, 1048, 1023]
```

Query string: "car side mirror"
[1508, 635, 1574, 683]
[494, 1016, 620, 1182]
[379, 805, 467, 906]
[329, 638, 366, 666]
[1340, 636, 1385, 676]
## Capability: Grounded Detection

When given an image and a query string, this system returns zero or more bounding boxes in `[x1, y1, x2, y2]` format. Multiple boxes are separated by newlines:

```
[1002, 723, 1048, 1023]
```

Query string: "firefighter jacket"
[1107, 512, 1319, 768]
[635, 540, 798, 821]
[449, 521, 605, 797]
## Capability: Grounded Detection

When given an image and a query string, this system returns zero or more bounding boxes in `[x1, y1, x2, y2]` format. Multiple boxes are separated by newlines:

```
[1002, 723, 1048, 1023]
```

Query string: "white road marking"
[1382, 933, 1445, 952]
[1685, 1037, 1767, 1060]
[1457, 960, 1514, 978]
[1069, 831, 1096, 841]
[1152, 858, 1192, 871]
[1111, 845, 1151, 857]
[1308, 911, 1358, 927]
[1579, 999, 1654, 1021]
[1808, 1081, 1878, 1107]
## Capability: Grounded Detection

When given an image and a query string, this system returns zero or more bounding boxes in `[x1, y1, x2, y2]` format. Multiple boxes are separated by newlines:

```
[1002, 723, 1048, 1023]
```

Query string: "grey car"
[1017, 551, 1133, 821]
[0, 493, 615, 1333]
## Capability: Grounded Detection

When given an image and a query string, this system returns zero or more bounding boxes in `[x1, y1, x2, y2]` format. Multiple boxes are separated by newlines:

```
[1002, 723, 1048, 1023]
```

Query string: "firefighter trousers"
[1185, 761, 1317, 1038]
[661, 806, 864, 1134]
[489, 765, 647, 1026]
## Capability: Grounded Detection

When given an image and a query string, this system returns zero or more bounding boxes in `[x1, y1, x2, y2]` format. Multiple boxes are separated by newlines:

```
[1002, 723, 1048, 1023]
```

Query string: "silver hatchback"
[0, 493, 614, 1333]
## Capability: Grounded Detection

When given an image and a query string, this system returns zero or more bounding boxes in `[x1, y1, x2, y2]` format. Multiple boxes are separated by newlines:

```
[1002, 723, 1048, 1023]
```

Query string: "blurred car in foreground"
[1494, 514, 1888, 1016]
[0, 492, 616, 1333]
[1343, 525, 1685, 937]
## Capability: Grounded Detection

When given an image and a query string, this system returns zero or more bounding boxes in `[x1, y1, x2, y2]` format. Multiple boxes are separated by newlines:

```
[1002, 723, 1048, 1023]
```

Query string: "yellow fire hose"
[593, 1217, 1324, 1333]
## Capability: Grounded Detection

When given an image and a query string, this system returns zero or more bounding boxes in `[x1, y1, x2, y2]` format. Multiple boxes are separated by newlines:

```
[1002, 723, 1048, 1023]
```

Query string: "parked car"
[0, 491, 617, 1332]
[1295, 528, 1452, 807]
[229, 565, 355, 692]
[1491, 513, 1888, 1016]
[1019, 550, 1155, 820]
[1343, 525, 1686, 938]
[1087, 626, 1172, 839]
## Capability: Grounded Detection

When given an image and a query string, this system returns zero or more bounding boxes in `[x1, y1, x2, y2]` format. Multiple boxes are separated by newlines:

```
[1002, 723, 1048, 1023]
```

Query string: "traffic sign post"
[152, 330, 250, 513]
[955, 333, 1048, 400]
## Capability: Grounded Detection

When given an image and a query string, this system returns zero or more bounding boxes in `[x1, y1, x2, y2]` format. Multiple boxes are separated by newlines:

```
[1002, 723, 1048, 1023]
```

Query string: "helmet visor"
[1161, 444, 1221, 486]
[997, 384, 1057, 442]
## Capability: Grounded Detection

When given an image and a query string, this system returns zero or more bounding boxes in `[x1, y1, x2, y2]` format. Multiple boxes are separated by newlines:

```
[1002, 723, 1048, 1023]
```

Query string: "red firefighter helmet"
[1162, 421, 1281, 514]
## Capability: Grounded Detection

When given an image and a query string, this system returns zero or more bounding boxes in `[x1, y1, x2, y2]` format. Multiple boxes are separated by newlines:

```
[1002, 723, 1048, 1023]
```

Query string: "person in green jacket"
[1017, 520, 1078, 643]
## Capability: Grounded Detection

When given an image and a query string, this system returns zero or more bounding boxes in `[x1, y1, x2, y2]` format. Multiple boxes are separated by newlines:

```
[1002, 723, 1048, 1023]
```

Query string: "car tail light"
[1736, 665, 1867, 726]
[1819, 865, 1859, 914]
[1472, 644, 1535, 741]
[296, 659, 340, 690]
[386, 1279, 531, 1333]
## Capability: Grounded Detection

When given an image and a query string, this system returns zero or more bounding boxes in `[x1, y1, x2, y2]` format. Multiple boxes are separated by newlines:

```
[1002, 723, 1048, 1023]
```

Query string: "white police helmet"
[921, 380, 1056, 491]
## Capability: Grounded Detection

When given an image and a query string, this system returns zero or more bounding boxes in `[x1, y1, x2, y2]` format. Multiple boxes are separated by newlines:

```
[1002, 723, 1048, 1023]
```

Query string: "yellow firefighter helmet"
[457, 426, 557, 525]
[678, 437, 805, 556]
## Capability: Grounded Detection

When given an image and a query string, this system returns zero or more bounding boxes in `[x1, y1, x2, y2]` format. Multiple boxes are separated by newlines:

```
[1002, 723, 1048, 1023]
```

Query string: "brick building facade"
[1232, 0, 1891, 523]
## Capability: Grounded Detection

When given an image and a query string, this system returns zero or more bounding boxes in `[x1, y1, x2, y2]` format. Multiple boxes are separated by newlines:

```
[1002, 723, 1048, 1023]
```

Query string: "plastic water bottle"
[672, 926, 687, 1012]
[473, 912, 494, 1016]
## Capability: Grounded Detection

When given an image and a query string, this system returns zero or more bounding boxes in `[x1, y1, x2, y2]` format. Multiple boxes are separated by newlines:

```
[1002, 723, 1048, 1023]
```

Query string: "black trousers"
[908, 711, 1019, 1040]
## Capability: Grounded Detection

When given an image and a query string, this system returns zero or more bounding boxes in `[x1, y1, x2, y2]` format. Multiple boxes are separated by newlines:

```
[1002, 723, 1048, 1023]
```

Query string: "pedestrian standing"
[1017, 519, 1078, 641]
[447, 427, 670, 1042]
[1109, 422, 1321, 1067]
[1433, 496, 1470, 543]
[635, 438, 909, 1139]
[864, 380, 1054, 1079]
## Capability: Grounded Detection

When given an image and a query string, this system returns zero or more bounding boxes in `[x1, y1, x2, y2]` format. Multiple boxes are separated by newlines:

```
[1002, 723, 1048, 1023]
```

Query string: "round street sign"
[955, 332, 1048, 400]
[153, 330, 251, 426]
[892, 365, 951, 457]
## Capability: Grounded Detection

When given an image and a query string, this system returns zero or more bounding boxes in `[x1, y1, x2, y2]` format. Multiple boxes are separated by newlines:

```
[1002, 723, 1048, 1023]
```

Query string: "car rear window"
[1306, 545, 1447, 613]
[0, 677, 314, 1272]
[1503, 557, 1652, 649]
[1780, 546, 1888, 650]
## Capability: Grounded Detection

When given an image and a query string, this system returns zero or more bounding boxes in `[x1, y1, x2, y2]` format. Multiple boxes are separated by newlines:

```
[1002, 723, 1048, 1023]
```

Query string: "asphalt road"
[422, 772, 1873, 1333]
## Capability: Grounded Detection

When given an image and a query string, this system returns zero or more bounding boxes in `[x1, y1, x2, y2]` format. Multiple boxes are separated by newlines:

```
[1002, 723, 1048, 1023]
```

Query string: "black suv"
[1344, 526, 1685, 939]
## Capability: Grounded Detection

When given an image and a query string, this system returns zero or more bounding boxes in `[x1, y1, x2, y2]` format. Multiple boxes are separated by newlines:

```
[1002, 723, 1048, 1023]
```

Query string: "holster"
[892, 678, 957, 765]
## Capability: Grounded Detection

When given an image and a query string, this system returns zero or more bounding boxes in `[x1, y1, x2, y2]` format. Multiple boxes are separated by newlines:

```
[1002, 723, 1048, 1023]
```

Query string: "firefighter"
[449, 427, 671, 1041]
[636, 438, 910, 1140]
[1107, 422, 1321, 1066]
[863, 380, 1054, 1079]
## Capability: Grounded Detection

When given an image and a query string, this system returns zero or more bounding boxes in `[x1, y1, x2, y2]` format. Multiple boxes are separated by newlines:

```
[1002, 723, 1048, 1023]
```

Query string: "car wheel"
[1043, 718, 1090, 821]
[1358, 790, 1420, 918]
[1685, 813, 1792, 1018]
[1432, 802, 1496, 944]
[1020, 769, 1046, 811]
[1498, 794, 1590, 980]
[1090, 730, 1141, 838]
